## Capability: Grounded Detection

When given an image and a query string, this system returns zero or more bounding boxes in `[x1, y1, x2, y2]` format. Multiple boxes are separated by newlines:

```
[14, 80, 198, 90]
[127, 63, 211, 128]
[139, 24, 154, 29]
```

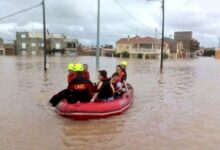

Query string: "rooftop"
[116, 36, 161, 44]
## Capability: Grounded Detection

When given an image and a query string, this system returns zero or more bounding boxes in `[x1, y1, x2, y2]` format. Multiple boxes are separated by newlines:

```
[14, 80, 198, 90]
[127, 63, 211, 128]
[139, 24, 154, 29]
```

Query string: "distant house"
[116, 36, 169, 59]
[4, 42, 16, 55]
[164, 37, 183, 58]
[0, 38, 5, 55]
[16, 32, 79, 56]
[174, 31, 200, 57]
[101, 45, 116, 56]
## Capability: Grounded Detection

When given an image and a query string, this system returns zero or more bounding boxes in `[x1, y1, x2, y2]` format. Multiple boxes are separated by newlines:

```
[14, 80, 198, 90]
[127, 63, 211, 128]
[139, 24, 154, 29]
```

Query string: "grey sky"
[0, 0, 220, 47]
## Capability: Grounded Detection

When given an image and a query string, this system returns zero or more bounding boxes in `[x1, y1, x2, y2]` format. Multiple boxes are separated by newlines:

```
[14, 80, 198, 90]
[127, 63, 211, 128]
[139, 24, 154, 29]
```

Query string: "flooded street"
[1, 56, 220, 150]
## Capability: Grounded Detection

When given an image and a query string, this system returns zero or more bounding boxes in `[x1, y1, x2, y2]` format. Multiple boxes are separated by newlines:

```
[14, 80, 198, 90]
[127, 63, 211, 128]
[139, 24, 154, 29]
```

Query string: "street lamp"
[96, 0, 100, 71]
[42, 0, 47, 71]
[161, 0, 165, 72]
[147, 0, 165, 72]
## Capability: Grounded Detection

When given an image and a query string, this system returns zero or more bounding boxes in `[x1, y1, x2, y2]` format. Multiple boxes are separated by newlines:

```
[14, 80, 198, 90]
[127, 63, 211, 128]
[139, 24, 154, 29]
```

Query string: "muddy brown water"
[1, 56, 220, 150]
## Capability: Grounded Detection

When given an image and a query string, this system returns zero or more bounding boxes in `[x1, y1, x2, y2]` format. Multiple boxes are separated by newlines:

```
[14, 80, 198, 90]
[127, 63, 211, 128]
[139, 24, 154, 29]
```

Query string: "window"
[140, 44, 152, 49]
[21, 34, 26, 38]
[21, 43, 26, 49]
[67, 43, 76, 48]
[132, 44, 138, 49]
[55, 43, 61, 49]
[31, 43, 36, 47]
[41, 43, 44, 47]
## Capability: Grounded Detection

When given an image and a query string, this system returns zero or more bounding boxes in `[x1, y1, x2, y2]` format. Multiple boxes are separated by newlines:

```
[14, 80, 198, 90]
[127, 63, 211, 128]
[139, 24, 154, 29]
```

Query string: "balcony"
[129, 48, 160, 54]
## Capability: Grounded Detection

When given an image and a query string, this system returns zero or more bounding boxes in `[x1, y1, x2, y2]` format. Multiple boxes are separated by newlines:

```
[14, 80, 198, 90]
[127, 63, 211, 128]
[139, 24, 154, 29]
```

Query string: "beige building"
[4, 43, 16, 55]
[174, 31, 200, 57]
[116, 36, 170, 59]
[164, 37, 183, 58]
[0, 38, 5, 55]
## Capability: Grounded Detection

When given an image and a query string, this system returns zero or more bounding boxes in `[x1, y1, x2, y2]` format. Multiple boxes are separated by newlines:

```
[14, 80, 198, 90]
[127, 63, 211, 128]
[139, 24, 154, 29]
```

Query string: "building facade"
[116, 36, 170, 59]
[4, 43, 16, 55]
[101, 45, 115, 56]
[164, 37, 183, 58]
[16, 32, 79, 56]
[0, 38, 5, 55]
[174, 31, 200, 57]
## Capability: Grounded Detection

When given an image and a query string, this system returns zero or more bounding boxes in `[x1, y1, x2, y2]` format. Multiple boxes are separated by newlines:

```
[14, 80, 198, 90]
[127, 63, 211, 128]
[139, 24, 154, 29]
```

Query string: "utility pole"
[160, 0, 165, 72]
[155, 28, 157, 50]
[42, 0, 47, 71]
[96, 0, 100, 71]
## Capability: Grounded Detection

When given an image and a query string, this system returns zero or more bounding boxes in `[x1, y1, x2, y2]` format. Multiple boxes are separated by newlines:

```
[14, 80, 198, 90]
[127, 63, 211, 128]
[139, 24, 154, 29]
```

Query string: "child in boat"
[111, 72, 123, 98]
[116, 65, 128, 92]
[90, 70, 115, 102]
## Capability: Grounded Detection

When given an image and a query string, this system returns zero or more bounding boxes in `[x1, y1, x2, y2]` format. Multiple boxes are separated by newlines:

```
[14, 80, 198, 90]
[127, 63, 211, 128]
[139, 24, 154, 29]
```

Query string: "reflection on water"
[1, 56, 220, 150]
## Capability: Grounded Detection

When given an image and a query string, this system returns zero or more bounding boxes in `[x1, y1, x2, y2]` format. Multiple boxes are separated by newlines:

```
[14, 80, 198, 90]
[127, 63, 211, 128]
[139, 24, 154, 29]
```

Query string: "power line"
[114, 0, 155, 34]
[0, 2, 42, 21]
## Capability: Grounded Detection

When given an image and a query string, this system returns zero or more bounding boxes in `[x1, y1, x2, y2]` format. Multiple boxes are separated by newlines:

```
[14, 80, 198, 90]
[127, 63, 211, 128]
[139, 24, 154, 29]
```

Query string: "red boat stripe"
[57, 97, 133, 117]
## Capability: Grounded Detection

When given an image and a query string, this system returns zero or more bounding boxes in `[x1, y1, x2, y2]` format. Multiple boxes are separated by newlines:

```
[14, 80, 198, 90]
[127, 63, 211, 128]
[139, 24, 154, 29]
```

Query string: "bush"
[145, 55, 150, 59]
[203, 50, 215, 57]
[114, 53, 121, 57]
[122, 51, 129, 58]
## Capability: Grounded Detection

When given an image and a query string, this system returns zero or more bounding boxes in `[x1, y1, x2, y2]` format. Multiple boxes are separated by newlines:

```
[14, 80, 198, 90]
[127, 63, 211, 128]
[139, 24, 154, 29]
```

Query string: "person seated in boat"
[82, 64, 90, 80]
[67, 63, 97, 103]
[116, 65, 128, 92]
[90, 70, 115, 102]
[49, 63, 76, 107]
[49, 64, 96, 107]
[111, 72, 123, 98]
[120, 60, 128, 81]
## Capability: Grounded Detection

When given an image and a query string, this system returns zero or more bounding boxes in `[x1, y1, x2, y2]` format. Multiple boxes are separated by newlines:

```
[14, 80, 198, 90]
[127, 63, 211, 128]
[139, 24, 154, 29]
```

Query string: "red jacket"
[67, 73, 76, 84]
[118, 72, 125, 82]
[82, 71, 90, 80]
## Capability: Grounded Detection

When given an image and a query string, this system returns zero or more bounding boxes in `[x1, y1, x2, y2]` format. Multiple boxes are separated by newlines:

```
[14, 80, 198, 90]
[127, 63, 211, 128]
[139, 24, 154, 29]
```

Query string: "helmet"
[68, 63, 74, 71]
[120, 60, 128, 67]
[73, 63, 84, 72]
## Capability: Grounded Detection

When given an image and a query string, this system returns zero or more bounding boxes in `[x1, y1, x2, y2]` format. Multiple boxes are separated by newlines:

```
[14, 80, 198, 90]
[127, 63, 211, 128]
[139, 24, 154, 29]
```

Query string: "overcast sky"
[0, 0, 220, 47]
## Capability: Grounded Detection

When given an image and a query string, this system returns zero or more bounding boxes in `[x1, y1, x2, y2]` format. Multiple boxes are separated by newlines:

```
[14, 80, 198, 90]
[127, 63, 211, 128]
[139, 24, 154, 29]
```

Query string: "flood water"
[1, 56, 220, 150]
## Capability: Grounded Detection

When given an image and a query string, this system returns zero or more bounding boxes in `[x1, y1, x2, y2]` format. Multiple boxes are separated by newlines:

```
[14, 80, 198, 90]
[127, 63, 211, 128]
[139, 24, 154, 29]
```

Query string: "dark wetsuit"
[97, 78, 114, 101]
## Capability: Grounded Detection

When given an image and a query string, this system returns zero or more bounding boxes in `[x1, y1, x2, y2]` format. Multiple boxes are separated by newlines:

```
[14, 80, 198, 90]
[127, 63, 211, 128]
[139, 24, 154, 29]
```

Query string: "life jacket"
[67, 73, 76, 84]
[118, 72, 125, 82]
[112, 77, 120, 88]
[98, 78, 113, 99]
